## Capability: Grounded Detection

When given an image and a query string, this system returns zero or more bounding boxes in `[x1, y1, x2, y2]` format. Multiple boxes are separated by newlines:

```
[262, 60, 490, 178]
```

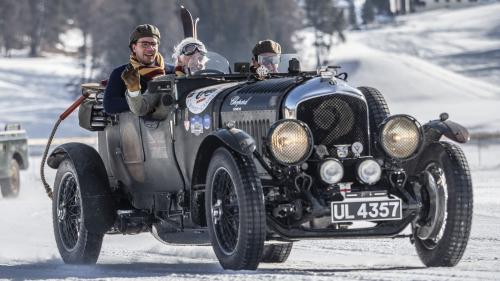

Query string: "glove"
[121, 64, 141, 92]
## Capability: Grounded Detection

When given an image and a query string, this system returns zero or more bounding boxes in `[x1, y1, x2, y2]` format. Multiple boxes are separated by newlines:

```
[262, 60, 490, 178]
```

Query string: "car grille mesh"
[297, 95, 369, 158]
[235, 119, 271, 154]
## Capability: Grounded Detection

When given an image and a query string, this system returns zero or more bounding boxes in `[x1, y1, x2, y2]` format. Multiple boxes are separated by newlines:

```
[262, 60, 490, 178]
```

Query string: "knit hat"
[252, 40, 281, 58]
[129, 24, 161, 49]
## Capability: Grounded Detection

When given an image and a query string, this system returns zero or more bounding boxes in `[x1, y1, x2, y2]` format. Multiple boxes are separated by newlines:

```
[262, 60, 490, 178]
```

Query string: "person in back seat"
[103, 24, 174, 115]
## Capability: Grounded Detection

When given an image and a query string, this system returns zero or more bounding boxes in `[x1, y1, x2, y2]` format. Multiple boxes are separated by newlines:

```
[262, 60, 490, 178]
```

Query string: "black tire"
[413, 141, 473, 267]
[0, 159, 20, 198]
[205, 147, 266, 270]
[357, 87, 390, 154]
[261, 242, 293, 263]
[52, 159, 103, 264]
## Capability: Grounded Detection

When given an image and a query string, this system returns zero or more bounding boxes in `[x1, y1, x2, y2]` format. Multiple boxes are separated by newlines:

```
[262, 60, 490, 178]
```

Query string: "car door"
[139, 115, 184, 193]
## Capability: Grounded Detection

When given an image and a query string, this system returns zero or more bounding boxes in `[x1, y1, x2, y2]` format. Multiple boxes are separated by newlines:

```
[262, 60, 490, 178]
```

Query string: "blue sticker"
[203, 114, 211, 130]
[190, 115, 203, 136]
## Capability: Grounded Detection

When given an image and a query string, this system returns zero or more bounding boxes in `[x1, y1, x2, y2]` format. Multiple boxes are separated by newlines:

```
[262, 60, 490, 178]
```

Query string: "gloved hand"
[121, 64, 141, 92]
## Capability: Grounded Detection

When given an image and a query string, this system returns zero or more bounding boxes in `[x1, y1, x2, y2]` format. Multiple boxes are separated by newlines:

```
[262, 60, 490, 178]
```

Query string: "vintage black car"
[47, 53, 473, 270]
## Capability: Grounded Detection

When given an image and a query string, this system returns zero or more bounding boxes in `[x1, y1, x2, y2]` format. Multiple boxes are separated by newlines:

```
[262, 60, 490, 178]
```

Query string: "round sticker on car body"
[186, 82, 240, 114]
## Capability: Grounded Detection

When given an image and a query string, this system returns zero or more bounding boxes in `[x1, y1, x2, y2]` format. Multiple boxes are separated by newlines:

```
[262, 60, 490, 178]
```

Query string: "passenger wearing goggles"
[251, 39, 282, 74]
[172, 38, 208, 76]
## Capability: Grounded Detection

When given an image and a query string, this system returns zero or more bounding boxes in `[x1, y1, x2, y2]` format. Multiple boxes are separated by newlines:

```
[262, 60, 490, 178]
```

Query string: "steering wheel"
[192, 69, 225, 76]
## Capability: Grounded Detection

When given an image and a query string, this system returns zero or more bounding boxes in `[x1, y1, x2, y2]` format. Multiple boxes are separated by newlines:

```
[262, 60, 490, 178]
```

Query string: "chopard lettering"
[230, 96, 252, 106]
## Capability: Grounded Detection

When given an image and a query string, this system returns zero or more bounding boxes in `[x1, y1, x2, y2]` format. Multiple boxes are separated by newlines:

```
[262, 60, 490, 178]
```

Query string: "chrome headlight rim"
[378, 114, 424, 160]
[356, 157, 382, 185]
[266, 119, 314, 166]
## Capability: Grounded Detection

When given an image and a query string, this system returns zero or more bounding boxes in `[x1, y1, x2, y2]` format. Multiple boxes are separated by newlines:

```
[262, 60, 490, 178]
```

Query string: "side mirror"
[234, 62, 250, 73]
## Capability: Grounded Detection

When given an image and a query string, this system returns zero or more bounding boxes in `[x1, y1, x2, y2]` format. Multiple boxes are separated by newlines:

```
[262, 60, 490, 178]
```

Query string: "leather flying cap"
[129, 24, 161, 48]
[252, 39, 282, 58]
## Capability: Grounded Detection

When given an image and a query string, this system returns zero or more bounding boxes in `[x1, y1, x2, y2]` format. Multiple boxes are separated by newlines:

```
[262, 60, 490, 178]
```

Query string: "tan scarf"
[129, 53, 165, 80]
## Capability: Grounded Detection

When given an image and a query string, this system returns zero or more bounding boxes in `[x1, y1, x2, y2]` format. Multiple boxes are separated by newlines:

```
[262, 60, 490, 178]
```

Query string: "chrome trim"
[283, 77, 371, 154]
[283, 77, 364, 119]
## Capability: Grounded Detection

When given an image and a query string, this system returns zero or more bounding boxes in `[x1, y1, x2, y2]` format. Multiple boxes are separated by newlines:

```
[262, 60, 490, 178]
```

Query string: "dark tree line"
[0, 0, 388, 82]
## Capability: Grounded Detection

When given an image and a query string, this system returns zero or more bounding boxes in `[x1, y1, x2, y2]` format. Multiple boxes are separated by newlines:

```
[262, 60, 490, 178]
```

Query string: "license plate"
[331, 198, 402, 223]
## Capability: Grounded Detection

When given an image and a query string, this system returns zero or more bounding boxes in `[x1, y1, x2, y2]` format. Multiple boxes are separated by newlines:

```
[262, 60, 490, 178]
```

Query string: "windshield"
[278, 53, 301, 73]
[203, 51, 231, 74]
[170, 51, 231, 75]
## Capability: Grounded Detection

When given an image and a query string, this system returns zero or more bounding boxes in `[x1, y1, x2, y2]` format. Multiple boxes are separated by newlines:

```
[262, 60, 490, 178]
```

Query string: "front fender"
[191, 128, 256, 190]
[209, 128, 256, 156]
[423, 118, 469, 144]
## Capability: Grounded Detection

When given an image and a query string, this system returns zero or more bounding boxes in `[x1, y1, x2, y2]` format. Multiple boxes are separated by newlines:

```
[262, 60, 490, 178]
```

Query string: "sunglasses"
[182, 43, 207, 56]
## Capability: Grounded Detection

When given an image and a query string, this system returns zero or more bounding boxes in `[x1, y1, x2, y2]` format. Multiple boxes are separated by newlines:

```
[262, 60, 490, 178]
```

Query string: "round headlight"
[267, 119, 313, 165]
[380, 115, 423, 159]
[320, 159, 344, 184]
[357, 158, 382, 185]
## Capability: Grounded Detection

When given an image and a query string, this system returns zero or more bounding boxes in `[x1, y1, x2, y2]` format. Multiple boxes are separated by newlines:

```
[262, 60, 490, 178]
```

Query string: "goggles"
[182, 43, 207, 56]
[258, 54, 280, 65]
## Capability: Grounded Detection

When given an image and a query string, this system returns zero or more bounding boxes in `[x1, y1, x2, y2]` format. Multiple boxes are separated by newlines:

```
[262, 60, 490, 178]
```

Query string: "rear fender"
[48, 143, 116, 234]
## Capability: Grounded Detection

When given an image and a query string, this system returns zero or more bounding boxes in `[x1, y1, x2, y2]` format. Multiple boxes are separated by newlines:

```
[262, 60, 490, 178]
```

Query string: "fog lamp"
[320, 159, 344, 184]
[357, 158, 382, 185]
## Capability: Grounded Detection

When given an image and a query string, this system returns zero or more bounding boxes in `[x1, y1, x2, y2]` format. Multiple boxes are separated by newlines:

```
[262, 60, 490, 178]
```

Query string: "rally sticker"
[203, 114, 211, 130]
[352, 142, 364, 157]
[190, 115, 203, 136]
[186, 82, 240, 114]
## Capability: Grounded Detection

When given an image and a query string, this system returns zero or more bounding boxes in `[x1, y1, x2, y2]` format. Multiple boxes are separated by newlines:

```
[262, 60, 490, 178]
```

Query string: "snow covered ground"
[1, 3, 500, 280]
[0, 153, 499, 280]
[0, 54, 89, 138]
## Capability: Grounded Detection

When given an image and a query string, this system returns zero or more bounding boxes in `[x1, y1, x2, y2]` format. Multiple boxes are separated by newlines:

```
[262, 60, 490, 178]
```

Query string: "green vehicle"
[0, 124, 29, 198]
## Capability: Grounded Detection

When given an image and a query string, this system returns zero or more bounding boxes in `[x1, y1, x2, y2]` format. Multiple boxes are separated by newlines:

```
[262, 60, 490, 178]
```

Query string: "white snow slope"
[0, 54, 89, 138]
[330, 3, 500, 133]
[1, 3, 500, 281]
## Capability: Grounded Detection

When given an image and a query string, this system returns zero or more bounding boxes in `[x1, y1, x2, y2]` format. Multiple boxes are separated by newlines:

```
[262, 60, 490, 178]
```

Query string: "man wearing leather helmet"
[103, 24, 174, 115]
[251, 39, 282, 74]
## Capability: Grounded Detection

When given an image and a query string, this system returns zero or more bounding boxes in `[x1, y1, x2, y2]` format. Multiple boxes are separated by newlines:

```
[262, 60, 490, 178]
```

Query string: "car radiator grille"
[297, 95, 369, 158]
[234, 119, 271, 154]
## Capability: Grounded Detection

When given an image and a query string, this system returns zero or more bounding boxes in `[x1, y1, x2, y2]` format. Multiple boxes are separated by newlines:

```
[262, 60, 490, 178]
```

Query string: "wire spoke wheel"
[211, 167, 240, 255]
[57, 172, 82, 251]
[52, 156, 108, 265]
[206, 147, 266, 270]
